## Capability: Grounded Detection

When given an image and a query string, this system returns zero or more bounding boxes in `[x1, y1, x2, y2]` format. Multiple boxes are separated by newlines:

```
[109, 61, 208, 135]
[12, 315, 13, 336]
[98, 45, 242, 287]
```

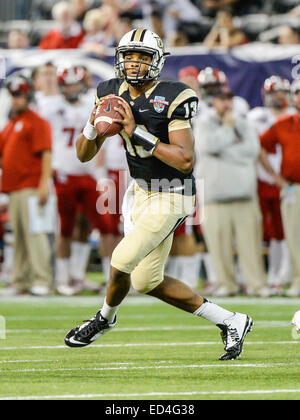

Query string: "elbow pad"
[132, 126, 160, 154]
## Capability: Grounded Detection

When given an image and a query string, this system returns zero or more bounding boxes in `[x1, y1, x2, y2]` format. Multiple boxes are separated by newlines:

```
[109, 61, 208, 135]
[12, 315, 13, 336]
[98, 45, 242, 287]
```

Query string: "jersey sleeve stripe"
[168, 119, 191, 132]
[167, 89, 198, 119]
[118, 81, 129, 96]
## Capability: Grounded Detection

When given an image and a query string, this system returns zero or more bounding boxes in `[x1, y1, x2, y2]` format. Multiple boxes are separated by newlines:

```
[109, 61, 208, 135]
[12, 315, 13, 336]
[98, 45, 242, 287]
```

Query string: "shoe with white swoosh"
[64, 311, 117, 348]
[218, 313, 253, 361]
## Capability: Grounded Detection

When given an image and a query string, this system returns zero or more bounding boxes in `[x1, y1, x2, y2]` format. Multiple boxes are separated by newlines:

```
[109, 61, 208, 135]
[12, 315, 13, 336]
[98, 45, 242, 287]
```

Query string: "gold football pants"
[111, 182, 195, 293]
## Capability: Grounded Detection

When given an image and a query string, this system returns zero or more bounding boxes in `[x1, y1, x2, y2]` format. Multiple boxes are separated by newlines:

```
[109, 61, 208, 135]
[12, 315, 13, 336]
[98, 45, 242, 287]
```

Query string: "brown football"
[94, 96, 125, 137]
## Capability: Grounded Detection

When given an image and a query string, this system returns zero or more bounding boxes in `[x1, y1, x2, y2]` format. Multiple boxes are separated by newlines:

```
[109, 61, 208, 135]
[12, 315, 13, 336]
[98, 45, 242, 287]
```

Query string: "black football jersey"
[96, 78, 198, 195]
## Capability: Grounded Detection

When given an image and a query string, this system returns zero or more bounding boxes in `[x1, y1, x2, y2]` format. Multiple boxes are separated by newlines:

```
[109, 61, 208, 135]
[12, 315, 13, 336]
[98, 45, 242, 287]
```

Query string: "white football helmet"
[115, 28, 169, 86]
[263, 76, 290, 109]
[197, 67, 229, 104]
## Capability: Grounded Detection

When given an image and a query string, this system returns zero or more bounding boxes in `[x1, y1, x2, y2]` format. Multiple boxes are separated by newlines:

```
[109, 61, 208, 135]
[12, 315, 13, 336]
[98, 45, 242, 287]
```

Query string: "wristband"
[132, 126, 160, 154]
[83, 121, 97, 141]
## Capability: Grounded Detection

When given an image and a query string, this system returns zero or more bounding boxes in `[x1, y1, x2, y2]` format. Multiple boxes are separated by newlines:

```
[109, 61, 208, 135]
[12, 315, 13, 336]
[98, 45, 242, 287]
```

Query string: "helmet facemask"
[115, 47, 163, 86]
[264, 91, 289, 110]
[263, 76, 290, 110]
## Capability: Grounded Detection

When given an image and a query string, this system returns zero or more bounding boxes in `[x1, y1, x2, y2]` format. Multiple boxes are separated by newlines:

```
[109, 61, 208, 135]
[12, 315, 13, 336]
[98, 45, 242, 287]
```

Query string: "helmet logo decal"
[155, 37, 164, 50]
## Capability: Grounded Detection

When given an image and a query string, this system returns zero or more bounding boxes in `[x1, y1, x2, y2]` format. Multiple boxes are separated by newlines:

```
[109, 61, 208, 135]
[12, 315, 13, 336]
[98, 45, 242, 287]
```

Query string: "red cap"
[178, 66, 199, 81]
[57, 66, 85, 85]
[7, 76, 32, 95]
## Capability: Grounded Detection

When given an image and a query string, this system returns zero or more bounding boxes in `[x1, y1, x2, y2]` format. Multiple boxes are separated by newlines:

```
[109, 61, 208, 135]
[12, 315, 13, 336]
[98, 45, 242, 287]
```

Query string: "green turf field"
[0, 295, 300, 400]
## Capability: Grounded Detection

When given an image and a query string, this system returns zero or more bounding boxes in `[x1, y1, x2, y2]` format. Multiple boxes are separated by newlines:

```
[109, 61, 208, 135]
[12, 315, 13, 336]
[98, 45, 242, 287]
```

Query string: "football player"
[248, 76, 292, 291]
[65, 28, 253, 360]
[35, 64, 116, 295]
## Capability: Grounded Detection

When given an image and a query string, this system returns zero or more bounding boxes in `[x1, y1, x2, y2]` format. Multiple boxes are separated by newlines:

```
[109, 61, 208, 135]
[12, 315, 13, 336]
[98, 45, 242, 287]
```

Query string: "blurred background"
[1, 0, 300, 299]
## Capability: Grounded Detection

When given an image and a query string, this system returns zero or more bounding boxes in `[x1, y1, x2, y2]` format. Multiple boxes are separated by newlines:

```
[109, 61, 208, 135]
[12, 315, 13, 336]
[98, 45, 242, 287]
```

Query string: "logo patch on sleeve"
[150, 96, 169, 113]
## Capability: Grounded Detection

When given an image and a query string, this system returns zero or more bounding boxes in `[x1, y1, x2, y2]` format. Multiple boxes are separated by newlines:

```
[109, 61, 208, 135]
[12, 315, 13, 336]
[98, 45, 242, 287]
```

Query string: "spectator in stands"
[145, 0, 202, 43]
[203, 7, 248, 49]
[0, 75, 53, 296]
[7, 29, 30, 49]
[80, 8, 115, 56]
[168, 31, 190, 47]
[39, 1, 85, 49]
[70, 0, 90, 24]
[31, 0, 60, 20]
[113, 17, 134, 46]
[164, 0, 203, 46]
[194, 84, 269, 297]
[278, 25, 300, 45]
[103, 0, 143, 20]
[259, 79, 300, 297]
[200, 0, 263, 17]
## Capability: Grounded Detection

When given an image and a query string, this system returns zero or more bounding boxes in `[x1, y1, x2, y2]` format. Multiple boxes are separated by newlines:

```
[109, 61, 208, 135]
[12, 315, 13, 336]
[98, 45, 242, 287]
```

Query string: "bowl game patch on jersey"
[150, 96, 170, 113]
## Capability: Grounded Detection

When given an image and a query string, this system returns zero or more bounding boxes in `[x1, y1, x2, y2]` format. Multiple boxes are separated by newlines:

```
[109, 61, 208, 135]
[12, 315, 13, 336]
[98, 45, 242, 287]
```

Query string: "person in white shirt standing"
[193, 67, 250, 294]
[194, 84, 268, 297]
[247, 76, 292, 292]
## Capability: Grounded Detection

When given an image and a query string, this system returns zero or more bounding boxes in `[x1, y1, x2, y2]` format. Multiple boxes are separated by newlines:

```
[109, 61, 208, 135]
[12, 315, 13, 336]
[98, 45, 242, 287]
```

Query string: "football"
[94, 96, 125, 137]
[292, 310, 300, 331]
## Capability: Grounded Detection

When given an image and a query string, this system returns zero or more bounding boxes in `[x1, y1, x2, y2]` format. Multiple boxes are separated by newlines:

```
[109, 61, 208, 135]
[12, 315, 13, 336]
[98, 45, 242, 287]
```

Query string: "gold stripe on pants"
[111, 182, 195, 293]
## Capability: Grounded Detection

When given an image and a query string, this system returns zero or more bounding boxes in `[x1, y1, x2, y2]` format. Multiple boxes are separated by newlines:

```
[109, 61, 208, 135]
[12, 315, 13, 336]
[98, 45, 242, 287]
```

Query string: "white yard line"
[0, 360, 135, 365]
[1, 389, 300, 400]
[1, 295, 300, 306]
[0, 360, 58, 364]
[1, 362, 300, 374]
[0, 340, 299, 352]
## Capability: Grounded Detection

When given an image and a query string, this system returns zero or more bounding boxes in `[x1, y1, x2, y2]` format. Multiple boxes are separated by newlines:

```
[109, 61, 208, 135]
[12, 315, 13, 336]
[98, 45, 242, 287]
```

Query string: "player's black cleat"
[217, 313, 253, 361]
[64, 311, 116, 348]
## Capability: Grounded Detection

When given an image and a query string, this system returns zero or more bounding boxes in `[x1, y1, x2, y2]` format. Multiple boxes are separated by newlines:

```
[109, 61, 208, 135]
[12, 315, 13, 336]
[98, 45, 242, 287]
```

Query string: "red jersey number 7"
[63, 127, 76, 147]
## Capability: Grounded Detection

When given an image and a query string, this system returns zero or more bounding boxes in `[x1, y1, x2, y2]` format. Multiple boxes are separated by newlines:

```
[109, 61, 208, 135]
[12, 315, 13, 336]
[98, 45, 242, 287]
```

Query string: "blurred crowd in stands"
[1, 0, 300, 51]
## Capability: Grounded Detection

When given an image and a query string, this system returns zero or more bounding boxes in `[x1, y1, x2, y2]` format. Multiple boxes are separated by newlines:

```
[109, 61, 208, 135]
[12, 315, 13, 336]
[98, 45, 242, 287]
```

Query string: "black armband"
[132, 126, 160, 154]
